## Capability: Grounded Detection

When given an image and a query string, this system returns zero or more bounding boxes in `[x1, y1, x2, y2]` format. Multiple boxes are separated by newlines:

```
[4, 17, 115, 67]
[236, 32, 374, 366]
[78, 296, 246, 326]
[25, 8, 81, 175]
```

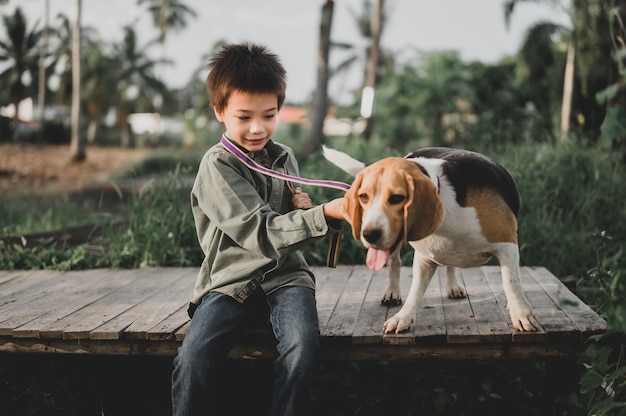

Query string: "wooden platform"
[0, 266, 606, 360]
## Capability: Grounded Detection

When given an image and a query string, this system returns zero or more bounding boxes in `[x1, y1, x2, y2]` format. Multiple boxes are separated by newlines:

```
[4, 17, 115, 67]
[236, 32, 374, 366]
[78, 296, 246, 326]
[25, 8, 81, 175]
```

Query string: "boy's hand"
[322, 197, 345, 220]
[292, 187, 314, 210]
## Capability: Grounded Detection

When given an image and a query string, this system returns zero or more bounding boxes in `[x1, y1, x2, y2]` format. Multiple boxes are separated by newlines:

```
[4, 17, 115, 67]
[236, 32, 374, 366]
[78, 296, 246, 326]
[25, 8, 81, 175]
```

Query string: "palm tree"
[50, 13, 76, 108]
[136, 0, 197, 43]
[82, 40, 117, 143]
[137, 0, 196, 92]
[51, 13, 96, 108]
[0, 7, 41, 141]
[112, 25, 169, 146]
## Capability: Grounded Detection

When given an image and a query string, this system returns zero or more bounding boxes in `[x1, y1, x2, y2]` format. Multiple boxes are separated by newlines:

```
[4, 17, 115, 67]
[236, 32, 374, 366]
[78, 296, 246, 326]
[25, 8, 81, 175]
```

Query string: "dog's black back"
[405, 147, 520, 218]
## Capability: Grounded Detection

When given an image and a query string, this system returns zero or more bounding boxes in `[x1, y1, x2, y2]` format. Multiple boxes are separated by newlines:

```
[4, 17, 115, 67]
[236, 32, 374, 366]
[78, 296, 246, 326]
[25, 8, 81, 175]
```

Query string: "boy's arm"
[193, 150, 337, 258]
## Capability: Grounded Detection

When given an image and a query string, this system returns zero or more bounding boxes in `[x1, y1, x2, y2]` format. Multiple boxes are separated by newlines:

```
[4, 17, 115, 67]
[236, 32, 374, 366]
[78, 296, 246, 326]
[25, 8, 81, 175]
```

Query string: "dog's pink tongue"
[366, 248, 390, 271]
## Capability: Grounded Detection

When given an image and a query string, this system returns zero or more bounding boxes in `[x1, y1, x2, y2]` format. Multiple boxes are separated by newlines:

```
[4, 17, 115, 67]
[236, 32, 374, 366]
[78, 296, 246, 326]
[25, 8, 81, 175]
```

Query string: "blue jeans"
[171, 286, 320, 416]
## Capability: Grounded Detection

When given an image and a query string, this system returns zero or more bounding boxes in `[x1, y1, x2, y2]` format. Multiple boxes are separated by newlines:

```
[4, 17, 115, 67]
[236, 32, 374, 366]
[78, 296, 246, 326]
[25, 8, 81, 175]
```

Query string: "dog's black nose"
[363, 229, 381, 244]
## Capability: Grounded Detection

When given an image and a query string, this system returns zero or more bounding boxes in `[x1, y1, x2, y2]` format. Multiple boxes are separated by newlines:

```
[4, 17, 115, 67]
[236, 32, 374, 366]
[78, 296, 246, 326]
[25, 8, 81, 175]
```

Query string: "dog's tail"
[322, 146, 366, 176]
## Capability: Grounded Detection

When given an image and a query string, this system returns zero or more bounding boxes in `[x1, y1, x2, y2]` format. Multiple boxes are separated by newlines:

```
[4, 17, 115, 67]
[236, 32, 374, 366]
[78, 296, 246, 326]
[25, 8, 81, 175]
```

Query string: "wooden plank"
[519, 267, 580, 341]
[90, 268, 193, 340]
[527, 267, 606, 336]
[122, 268, 194, 339]
[481, 266, 547, 342]
[438, 268, 481, 343]
[0, 270, 107, 336]
[350, 268, 386, 344]
[172, 317, 190, 342]
[413, 265, 447, 341]
[0, 266, 608, 360]
[0, 270, 27, 286]
[0, 336, 587, 360]
[0, 270, 55, 312]
[466, 267, 513, 343]
[45, 268, 177, 340]
[323, 266, 372, 338]
[316, 265, 352, 334]
[12, 269, 136, 338]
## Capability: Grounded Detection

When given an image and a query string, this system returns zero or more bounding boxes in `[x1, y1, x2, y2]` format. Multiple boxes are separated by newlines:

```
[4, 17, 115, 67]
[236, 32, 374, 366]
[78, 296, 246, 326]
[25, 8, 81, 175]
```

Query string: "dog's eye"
[388, 194, 406, 205]
[358, 194, 369, 204]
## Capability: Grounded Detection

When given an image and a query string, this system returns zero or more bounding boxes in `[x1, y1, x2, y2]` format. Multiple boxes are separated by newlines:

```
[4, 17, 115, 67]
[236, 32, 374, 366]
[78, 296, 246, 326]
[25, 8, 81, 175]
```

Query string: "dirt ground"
[0, 144, 151, 196]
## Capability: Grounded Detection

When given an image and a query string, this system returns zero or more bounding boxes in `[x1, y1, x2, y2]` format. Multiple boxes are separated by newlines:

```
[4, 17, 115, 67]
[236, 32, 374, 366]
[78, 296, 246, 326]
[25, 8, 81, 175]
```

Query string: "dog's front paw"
[446, 285, 466, 299]
[383, 313, 414, 334]
[381, 291, 402, 306]
[507, 303, 541, 332]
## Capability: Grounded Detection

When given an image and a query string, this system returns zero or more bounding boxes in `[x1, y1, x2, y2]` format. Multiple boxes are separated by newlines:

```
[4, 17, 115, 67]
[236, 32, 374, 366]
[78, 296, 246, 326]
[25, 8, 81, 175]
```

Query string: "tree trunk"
[37, 0, 49, 142]
[10, 97, 20, 142]
[70, 0, 85, 161]
[87, 119, 97, 144]
[361, 0, 383, 141]
[304, 0, 334, 158]
[560, 40, 575, 142]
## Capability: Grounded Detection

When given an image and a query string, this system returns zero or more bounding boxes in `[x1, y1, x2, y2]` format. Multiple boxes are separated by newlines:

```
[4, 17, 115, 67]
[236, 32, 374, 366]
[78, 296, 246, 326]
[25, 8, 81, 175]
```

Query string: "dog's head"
[343, 158, 444, 250]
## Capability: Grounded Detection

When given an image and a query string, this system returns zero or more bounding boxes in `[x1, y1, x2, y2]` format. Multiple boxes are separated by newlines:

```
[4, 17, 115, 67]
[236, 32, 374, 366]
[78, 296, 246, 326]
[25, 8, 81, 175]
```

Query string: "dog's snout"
[363, 228, 382, 244]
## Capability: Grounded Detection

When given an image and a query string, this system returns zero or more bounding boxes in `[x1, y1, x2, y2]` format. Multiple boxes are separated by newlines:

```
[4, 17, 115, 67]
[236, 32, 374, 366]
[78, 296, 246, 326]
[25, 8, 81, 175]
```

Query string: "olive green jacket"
[189, 136, 339, 306]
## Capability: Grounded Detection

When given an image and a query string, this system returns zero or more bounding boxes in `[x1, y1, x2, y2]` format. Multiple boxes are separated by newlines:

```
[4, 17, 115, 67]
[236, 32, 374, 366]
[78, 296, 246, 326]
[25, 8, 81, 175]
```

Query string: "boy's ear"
[213, 107, 224, 122]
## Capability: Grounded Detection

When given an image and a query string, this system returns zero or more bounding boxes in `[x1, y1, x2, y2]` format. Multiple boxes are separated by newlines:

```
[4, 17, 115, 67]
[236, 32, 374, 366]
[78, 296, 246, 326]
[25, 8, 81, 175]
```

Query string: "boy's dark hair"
[207, 43, 287, 111]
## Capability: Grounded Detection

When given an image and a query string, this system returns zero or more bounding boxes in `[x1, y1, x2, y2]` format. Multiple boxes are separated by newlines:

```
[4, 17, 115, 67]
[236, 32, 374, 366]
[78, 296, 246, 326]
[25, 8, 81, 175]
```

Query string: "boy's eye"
[238, 116, 250, 121]
[264, 114, 276, 120]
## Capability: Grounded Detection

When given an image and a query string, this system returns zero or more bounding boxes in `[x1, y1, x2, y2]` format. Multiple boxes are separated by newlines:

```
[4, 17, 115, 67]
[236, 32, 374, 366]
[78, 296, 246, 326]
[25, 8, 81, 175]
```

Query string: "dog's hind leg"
[445, 266, 466, 298]
[493, 242, 541, 332]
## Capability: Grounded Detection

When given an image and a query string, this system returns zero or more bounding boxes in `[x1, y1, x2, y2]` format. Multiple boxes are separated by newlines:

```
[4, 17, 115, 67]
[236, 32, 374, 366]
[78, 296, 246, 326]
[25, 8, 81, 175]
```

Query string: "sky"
[4, 0, 569, 104]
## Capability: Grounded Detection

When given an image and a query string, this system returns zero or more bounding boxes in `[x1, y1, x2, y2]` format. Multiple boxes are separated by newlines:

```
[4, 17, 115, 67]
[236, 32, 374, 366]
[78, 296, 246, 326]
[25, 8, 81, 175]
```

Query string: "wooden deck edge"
[0, 336, 591, 361]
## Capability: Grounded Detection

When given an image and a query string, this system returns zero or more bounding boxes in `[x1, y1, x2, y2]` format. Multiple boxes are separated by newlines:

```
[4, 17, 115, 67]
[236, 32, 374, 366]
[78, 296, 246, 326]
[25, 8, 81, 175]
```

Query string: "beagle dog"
[323, 146, 540, 334]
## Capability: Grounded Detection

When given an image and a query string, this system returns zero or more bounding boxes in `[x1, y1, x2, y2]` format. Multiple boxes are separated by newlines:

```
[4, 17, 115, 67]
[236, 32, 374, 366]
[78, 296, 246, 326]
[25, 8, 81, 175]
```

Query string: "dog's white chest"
[409, 202, 494, 267]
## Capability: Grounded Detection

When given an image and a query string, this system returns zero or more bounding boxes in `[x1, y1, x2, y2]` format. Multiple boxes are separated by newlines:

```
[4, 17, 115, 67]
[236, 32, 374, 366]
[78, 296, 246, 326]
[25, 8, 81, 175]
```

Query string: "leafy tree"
[374, 50, 473, 149]
[504, 0, 618, 140]
[112, 25, 169, 146]
[0, 7, 41, 141]
[595, 1, 626, 161]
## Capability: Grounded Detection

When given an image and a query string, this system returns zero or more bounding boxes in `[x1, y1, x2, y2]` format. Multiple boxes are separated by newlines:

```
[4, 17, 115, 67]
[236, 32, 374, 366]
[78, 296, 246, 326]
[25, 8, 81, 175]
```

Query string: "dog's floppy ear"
[343, 172, 364, 240]
[404, 170, 444, 242]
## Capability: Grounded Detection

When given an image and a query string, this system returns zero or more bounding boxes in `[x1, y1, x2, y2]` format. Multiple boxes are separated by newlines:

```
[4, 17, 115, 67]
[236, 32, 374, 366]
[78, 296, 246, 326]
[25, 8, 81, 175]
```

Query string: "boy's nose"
[250, 120, 264, 134]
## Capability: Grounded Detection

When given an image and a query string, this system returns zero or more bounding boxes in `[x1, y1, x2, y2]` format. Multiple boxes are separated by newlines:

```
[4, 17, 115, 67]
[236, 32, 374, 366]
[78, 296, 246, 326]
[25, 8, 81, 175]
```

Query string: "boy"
[171, 43, 345, 416]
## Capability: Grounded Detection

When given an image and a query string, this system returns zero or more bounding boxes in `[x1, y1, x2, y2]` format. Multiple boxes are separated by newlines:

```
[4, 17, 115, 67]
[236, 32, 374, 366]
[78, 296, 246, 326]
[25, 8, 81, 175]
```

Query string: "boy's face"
[214, 90, 279, 153]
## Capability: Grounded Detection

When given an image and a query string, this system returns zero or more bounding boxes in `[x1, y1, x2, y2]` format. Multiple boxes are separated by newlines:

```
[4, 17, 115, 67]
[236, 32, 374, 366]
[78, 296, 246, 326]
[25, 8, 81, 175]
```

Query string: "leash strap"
[220, 137, 351, 192]
[220, 136, 350, 267]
